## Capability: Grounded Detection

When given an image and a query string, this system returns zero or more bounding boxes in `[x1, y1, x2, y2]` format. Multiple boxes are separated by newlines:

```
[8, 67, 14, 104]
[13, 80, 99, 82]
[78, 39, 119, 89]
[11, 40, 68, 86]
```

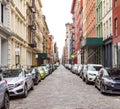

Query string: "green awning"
[37, 53, 47, 58]
[81, 37, 103, 48]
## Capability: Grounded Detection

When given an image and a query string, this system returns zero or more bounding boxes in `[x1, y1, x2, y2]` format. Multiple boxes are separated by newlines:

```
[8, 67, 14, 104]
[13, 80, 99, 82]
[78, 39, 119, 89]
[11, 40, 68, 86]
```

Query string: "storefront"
[103, 37, 112, 67]
[0, 27, 11, 66]
[81, 37, 103, 64]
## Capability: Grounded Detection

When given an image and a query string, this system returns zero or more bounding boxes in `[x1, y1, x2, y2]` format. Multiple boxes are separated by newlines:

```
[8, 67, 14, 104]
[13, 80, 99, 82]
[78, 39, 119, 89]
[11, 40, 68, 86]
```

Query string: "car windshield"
[28, 68, 35, 73]
[102, 69, 109, 77]
[88, 66, 102, 71]
[2, 69, 22, 78]
[43, 66, 47, 69]
[41, 64, 46, 67]
[107, 69, 120, 76]
[46, 64, 50, 67]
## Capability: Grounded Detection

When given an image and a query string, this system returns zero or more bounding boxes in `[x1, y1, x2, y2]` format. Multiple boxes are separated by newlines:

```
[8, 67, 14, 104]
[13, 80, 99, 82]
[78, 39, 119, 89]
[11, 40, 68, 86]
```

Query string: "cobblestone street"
[10, 65, 120, 109]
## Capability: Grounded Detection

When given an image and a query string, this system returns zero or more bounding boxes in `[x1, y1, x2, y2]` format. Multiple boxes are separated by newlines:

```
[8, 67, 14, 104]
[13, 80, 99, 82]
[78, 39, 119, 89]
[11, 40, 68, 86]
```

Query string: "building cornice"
[11, 32, 27, 44]
[10, 6, 26, 25]
[0, 24, 12, 37]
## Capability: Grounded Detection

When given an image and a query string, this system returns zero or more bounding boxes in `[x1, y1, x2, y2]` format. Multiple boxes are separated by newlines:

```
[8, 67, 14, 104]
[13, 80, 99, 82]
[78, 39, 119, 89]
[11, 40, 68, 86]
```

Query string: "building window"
[103, 1, 105, 16]
[114, 44, 118, 67]
[15, 55, 20, 65]
[114, 0, 118, 7]
[106, 21, 108, 38]
[1, 4, 4, 23]
[109, 0, 111, 9]
[109, 18, 111, 35]
[114, 18, 118, 36]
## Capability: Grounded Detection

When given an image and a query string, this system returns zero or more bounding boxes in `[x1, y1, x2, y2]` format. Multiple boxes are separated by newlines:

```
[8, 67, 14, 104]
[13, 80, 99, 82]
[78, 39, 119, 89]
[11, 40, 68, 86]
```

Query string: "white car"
[67, 64, 72, 70]
[71, 64, 79, 73]
[2, 68, 34, 98]
[83, 64, 103, 84]
[76, 64, 82, 75]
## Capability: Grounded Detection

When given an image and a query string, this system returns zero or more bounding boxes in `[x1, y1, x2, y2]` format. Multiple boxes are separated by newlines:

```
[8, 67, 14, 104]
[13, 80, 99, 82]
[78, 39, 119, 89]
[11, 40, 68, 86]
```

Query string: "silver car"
[2, 68, 34, 98]
[0, 74, 10, 109]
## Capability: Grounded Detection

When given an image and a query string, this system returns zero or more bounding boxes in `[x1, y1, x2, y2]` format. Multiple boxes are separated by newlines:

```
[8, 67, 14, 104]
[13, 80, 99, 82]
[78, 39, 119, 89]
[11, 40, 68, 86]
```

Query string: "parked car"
[95, 68, 120, 94]
[52, 64, 57, 71]
[42, 66, 49, 77]
[83, 64, 103, 84]
[0, 66, 8, 72]
[80, 65, 87, 79]
[1, 68, 34, 98]
[45, 64, 53, 74]
[53, 64, 59, 70]
[37, 67, 46, 79]
[76, 64, 82, 75]
[0, 74, 10, 109]
[41, 64, 52, 74]
[67, 64, 72, 70]
[71, 64, 79, 73]
[64, 64, 70, 69]
[28, 67, 41, 85]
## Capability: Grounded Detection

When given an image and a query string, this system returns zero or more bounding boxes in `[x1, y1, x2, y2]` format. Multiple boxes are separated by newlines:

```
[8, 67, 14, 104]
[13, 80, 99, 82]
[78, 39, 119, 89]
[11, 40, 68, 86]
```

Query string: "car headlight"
[104, 80, 114, 86]
[88, 73, 96, 76]
[15, 81, 24, 88]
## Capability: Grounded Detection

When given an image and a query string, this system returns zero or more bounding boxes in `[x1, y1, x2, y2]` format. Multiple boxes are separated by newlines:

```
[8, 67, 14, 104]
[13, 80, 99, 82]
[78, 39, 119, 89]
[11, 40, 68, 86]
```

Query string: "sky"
[41, 0, 72, 58]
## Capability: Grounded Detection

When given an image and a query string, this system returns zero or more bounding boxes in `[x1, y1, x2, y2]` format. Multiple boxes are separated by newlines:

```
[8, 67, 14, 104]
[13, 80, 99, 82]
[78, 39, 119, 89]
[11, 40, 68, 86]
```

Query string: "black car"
[95, 68, 120, 94]
[28, 68, 41, 85]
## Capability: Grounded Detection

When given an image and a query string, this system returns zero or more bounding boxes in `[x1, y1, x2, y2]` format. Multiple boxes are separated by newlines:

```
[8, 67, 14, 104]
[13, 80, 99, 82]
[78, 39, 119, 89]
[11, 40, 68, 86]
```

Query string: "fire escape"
[28, 0, 37, 48]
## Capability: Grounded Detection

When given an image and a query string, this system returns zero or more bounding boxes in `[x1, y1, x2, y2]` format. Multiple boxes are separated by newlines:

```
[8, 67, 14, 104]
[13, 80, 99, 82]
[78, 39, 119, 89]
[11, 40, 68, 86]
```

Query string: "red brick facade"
[47, 35, 53, 64]
[112, 0, 120, 43]
[85, 0, 96, 37]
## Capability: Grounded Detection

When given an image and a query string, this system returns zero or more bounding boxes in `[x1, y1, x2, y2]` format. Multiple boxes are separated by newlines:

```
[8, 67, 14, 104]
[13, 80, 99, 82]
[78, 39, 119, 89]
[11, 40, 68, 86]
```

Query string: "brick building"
[112, 0, 120, 67]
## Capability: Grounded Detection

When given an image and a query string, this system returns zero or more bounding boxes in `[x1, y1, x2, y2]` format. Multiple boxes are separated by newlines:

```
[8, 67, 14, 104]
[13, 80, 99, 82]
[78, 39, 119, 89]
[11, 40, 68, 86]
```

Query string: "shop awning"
[36, 53, 47, 59]
[81, 37, 103, 48]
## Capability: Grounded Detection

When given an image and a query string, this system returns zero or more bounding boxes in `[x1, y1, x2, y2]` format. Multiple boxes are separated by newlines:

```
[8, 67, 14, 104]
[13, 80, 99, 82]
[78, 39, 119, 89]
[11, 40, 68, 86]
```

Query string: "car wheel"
[31, 81, 34, 90]
[36, 78, 39, 85]
[94, 79, 97, 88]
[35, 77, 39, 85]
[23, 85, 28, 98]
[85, 76, 89, 84]
[39, 76, 41, 82]
[100, 83, 105, 94]
[79, 73, 82, 78]
[82, 74, 85, 81]
[2, 93, 10, 109]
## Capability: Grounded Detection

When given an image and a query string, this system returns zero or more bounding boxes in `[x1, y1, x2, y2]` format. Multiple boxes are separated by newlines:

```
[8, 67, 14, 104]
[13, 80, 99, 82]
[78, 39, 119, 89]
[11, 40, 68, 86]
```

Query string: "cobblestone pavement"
[10, 65, 120, 109]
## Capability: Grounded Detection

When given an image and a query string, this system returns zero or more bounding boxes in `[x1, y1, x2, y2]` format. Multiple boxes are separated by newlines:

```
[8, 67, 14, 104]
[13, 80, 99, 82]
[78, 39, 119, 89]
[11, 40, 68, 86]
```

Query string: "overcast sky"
[41, 0, 72, 58]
